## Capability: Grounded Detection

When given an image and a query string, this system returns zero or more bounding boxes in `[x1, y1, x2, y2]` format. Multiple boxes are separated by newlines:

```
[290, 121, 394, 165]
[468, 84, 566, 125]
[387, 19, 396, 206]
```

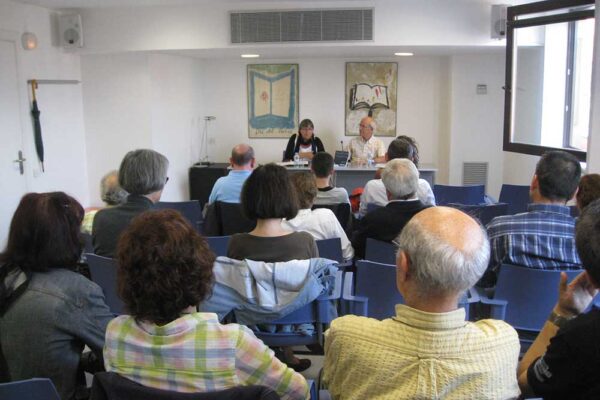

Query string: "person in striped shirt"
[103, 209, 308, 399]
[480, 150, 582, 287]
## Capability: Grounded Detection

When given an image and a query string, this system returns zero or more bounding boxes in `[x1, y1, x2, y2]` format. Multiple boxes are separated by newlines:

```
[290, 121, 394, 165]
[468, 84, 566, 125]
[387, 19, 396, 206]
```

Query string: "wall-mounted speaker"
[491, 4, 508, 40]
[58, 14, 83, 48]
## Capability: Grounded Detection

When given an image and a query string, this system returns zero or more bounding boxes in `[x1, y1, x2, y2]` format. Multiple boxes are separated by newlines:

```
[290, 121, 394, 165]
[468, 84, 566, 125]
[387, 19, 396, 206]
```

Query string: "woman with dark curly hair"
[0, 192, 114, 400]
[576, 173, 600, 211]
[103, 209, 308, 399]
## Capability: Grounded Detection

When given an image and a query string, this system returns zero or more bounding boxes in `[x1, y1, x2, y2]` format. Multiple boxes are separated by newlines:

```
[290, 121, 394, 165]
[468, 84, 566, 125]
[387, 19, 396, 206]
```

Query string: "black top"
[351, 199, 430, 259]
[92, 195, 154, 257]
[283, 134, 325, 161]
[527, 308, 600, 400]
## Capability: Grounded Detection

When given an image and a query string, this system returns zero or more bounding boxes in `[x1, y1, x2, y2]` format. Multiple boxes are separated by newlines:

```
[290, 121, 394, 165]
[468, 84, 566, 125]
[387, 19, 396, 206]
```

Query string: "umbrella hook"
[30, 79, 37, 102]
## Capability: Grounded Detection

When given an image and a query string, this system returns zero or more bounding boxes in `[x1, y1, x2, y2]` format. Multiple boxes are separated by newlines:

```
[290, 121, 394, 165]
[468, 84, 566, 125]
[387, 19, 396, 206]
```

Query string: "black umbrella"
[30, 80, 44, 172]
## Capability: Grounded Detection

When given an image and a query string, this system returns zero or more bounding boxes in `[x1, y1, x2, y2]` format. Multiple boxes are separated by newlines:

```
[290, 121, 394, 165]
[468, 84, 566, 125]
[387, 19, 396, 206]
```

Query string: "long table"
[189, 163, 437, 207]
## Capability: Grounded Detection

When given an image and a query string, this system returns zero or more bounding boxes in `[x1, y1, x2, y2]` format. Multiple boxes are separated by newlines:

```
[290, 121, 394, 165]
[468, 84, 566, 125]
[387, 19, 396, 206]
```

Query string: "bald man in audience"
[348, 116, 386, 164]
[208, 144, 255, 204]
[324, 207, 520, 400]
[81, 170, 128, 234]
[351, 158, 430, 258]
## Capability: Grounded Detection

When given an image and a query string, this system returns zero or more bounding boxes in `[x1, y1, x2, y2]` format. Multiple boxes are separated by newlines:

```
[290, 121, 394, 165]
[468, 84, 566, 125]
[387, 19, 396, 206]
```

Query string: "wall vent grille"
[463, 162, 488, 187]
[230, 9, 373, 44]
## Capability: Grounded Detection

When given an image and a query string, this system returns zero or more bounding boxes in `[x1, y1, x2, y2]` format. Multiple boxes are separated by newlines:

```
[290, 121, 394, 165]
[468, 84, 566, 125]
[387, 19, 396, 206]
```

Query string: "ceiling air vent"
[231, 8, 373, 44]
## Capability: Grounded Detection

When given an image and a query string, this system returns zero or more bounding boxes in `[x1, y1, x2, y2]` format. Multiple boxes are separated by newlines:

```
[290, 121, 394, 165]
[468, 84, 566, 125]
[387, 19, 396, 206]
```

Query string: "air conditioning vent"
[231, 8, 373, 44]
[463, 162, 488, 187]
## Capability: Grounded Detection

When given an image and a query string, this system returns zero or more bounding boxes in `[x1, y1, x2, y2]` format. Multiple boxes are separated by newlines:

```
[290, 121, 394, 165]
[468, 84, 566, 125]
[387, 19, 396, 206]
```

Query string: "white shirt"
[349, 136, 386, 162]
[359, 178, 436, 217]
[282, 208, 354, 261]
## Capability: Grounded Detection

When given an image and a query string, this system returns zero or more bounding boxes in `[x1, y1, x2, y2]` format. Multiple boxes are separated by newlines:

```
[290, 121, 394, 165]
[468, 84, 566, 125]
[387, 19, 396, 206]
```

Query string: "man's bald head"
[359, 116, 376, 141]
[397, 207, 489, 297]
[231, 144, 255, 168]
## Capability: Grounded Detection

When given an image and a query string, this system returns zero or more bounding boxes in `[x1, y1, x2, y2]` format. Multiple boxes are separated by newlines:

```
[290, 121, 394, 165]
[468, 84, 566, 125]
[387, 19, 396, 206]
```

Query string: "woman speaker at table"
[283, 118, 325, 161]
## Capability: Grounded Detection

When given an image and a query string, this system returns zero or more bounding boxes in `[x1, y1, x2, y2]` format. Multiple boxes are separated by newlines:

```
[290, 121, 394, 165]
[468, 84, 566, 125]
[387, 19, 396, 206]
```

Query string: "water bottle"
[294, 152, 300, 167]
[367, 150, 374, 168]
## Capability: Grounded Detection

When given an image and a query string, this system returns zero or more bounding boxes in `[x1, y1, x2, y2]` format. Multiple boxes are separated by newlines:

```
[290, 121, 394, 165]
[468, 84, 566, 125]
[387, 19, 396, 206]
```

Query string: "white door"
[0, 33, 29, 248]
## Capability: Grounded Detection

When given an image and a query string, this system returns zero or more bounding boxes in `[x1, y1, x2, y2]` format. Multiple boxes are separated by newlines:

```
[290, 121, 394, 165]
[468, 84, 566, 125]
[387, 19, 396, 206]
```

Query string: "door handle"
[13, 150, 26, 175]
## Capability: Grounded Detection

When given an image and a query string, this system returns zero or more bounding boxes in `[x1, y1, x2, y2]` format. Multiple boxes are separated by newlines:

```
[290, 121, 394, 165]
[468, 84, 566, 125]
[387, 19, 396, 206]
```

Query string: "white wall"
[586, 0, 600, 173]
[81, 52, 203, 205]
[0, 2, 89, 206]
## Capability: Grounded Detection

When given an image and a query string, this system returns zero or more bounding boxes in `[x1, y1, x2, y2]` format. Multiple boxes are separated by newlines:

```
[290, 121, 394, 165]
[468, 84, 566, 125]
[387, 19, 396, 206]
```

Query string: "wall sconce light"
[21, 32, 38, 50]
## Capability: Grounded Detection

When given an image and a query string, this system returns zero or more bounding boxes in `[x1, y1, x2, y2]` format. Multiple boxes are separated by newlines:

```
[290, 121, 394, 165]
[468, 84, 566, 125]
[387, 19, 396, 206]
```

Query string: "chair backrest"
[365, 238, 396, 264]
[355, 260, 404, 320]
[81, 232, 94, 253]
[312, 203, 351, 231]
[86, 254, 125, 315]
[366, 203, 382, 214]
[433, 184, 485, 205]
[90, 372, 280, 400]
[316, 238, 344, 263]
[0, 378, 60, 400]
[205, 236, 230, 257]
[498, 184, 530, 215]
[215, 201, 256, 235]
[494, 264, 582, 331]
[155, 201, 203, 233]
[447, 203, 509, 226]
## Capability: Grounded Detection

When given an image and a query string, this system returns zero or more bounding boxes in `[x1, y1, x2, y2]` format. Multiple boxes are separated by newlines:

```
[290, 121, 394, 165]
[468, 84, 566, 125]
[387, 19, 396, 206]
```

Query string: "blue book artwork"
[248, 69, 296, 130]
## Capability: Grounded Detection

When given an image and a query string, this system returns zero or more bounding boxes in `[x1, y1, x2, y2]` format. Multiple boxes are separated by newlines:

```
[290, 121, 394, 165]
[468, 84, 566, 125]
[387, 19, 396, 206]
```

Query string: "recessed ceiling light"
[241, 54, 260, 58]
[394, 52, 414, 56]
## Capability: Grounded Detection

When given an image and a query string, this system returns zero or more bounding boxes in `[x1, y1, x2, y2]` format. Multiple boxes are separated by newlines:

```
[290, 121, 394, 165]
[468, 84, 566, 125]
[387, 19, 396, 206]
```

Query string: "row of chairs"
[432, 183, 530, 212]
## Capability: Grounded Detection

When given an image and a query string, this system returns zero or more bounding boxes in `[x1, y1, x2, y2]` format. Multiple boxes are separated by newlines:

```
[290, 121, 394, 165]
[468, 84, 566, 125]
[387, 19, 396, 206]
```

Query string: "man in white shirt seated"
[208, 144, 255, 204]
[359, 136, 435, 217]
[348, 116, 386, 164]
[311, 152, 350, 205]
[282, 171, 354, 261]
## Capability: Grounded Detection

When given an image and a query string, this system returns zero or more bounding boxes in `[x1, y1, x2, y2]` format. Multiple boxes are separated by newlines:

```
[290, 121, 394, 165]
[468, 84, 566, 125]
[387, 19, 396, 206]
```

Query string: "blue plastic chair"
[447, 202, 509, 226]
[205, 236, 230, 257]
[86, 254, 125, 315]
[365, 238, 396, 264]
[251, 270, 342, 348]
[433, 184, 485, 205]
[0, 378, 60, 400]
[365, 203, 382, 214]
[215, 201, 256, 235]
[498, 184, 530, 215]
[478, 264, 583, 334]
[343, 260, 478, 320]
[155, 200, 203, 233]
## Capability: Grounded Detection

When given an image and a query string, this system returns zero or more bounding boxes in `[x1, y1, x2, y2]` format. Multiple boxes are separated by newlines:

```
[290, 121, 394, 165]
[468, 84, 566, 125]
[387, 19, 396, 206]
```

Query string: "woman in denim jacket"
[0, 192, 114, 400]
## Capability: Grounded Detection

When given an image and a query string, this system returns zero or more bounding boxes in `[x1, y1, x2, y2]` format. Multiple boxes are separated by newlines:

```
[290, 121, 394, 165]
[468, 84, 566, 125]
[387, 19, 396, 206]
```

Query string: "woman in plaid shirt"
[103, 209, 308, 399]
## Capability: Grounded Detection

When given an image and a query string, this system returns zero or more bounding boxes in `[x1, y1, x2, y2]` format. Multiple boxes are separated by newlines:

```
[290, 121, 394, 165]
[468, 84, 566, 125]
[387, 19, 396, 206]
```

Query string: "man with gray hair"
[208, 144, 255, 204]
[351, 158, 430, 258]
[324, 207, 520, 399]
[81, 170, 128, 234]
[92, 149, 169, 257]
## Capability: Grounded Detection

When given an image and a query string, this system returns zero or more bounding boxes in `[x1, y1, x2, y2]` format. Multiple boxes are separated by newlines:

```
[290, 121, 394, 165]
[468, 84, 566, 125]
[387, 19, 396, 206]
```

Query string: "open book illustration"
[349, 83, 390, 112]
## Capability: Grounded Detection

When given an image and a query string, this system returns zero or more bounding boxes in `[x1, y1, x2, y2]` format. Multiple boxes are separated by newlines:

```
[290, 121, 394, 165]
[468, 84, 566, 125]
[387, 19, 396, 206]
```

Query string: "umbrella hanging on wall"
[27, 79, 80, 173]
[30, 79, 45, 172]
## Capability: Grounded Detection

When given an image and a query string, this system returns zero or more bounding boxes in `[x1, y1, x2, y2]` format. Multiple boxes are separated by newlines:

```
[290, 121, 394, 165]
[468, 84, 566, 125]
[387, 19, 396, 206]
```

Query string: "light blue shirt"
[208, 169, 252, 204]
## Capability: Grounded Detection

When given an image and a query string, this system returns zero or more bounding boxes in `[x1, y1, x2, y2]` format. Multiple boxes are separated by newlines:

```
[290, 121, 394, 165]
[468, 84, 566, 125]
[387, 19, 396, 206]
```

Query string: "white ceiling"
[13, 0, 366, 9]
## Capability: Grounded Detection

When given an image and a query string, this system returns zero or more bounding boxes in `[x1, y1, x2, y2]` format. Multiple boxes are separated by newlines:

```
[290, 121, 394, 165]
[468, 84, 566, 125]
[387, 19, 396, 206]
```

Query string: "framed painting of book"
[247, 64, 299, 138]
[345, 62, 397, 137]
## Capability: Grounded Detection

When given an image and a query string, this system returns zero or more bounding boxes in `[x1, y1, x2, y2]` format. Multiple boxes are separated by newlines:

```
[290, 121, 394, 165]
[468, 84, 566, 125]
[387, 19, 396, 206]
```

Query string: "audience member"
[352, 159, 430, 258]
[518, 199, 600, 399]
[282, 171, 354, 261]
[0, 192, 113, 400]
[311, 152, 350, 205]
[283, 118, 325, 161]
[359, 136, 435, 217]
[348, 116, 386, 164]
[227, 163, 317, 372]
[208, 144, 255, 204]
[92, 149, 169, 257]
[483, 150, 582, 286]
[324, 207, 520, 399]
[576, 173, 600, 211]
[104, 209, 308, 399]
[81, 170, 128, 234]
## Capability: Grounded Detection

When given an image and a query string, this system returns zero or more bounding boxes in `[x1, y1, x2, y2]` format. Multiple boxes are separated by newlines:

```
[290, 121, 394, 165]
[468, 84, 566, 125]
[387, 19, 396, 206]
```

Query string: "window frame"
[503, 0, 595, 162]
